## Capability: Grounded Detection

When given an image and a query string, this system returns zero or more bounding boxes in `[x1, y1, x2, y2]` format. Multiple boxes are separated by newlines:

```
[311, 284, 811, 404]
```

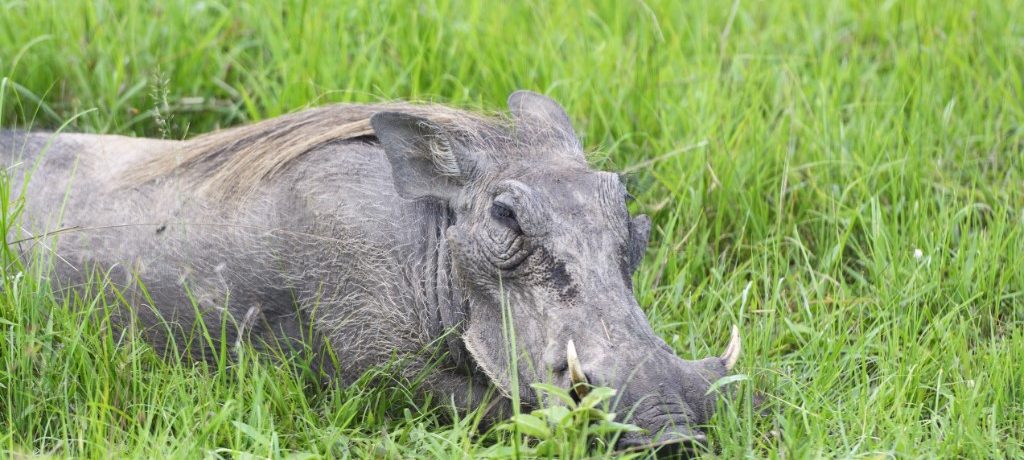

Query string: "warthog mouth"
[614, 409, 710, 455]
[615, 426, 708, 456]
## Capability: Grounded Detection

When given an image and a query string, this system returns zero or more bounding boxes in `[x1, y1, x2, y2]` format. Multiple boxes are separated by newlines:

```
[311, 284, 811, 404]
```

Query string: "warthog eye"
[490, 202, 521, 233]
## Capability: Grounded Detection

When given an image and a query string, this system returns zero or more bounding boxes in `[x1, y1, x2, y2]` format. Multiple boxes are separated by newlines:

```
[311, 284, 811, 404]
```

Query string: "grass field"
[2, 0, 1023, 458]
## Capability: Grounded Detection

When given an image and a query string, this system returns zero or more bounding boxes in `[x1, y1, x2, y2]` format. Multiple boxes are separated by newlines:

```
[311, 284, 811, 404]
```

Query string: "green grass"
[2, 0, 1023, 457]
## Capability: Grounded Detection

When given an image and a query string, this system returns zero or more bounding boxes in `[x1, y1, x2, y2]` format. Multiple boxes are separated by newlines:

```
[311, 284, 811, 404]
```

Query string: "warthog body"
[2, 92, 739, 449]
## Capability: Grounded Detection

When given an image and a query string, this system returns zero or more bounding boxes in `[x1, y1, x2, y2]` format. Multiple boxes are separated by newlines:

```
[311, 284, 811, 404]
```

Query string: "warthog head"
[371, 91, 739, 450]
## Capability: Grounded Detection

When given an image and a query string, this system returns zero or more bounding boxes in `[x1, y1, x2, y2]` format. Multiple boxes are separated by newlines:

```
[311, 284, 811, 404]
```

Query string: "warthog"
[2, 91, 740, 450]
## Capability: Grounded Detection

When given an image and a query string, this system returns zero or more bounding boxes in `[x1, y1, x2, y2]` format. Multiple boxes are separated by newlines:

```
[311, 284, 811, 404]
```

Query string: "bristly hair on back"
[121, 102, 510, 201]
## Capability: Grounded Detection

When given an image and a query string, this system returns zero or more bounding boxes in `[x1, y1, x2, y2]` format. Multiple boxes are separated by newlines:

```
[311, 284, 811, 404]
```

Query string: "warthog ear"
[626, 214, 651, 274]
[507, 90, 584, 163]
[371, 112, 475, 202]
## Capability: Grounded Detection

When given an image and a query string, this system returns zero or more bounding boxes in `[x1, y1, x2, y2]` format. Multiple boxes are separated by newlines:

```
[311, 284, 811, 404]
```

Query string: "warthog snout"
[562, 326, 742, 451]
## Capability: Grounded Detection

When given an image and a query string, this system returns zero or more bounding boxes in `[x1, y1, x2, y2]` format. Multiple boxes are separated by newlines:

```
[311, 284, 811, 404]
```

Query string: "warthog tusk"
[566, 339, 590, 398]
[722, 324, 741, 371]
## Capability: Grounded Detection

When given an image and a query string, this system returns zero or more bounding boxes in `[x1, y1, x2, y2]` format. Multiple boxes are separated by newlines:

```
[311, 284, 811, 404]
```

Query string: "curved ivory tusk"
[721, 324, 741, 371]
[566, 339, 590, 398]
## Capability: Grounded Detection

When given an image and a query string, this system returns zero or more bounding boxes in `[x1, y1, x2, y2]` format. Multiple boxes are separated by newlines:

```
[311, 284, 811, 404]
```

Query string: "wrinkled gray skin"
[2, 91, 734, 450]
